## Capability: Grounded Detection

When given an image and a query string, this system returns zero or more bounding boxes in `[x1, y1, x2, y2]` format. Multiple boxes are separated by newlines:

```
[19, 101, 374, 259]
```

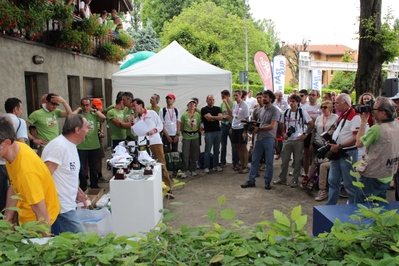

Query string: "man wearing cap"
[159, 94, 181, 153]
[73, 98, 106, 190]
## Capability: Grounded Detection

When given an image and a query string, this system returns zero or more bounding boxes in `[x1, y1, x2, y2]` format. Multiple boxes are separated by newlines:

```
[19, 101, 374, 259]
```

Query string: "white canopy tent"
[112, 41, 232, 112]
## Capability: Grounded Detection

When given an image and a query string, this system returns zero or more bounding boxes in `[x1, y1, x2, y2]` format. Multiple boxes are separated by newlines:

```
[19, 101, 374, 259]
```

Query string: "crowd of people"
[1, 88, 399, 236]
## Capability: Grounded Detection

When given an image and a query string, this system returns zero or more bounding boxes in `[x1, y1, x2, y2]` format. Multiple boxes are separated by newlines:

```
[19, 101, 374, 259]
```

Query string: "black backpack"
[162, 107, 178, 120]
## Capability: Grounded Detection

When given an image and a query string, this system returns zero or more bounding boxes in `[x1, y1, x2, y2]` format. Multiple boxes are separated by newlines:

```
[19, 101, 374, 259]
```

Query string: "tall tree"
[280, 39, 310, 86]
[355, 0, 399, 96]
[129, 0, 144, 31]
[127, 21, 160, 53]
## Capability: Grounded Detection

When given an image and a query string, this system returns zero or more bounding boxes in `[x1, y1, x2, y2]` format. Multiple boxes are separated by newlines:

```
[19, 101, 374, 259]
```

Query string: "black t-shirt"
[201, 105, 221, 132]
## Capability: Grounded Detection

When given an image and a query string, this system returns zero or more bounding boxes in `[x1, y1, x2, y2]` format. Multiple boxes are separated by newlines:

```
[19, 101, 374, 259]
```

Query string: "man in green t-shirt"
[147, 93, 161, 114]
[219, 90, 238, 167]
[27, 93, 73, 154]
[74, 98, 106, 190]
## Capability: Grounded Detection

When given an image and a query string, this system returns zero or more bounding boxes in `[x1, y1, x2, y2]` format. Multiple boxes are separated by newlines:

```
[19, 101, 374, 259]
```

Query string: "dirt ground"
[98, 148, 396, 234]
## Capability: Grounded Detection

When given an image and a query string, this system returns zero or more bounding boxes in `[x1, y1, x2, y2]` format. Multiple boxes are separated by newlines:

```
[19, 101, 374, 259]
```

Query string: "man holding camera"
[354, 96, 399, 203]
[326, 93, 360, 205]
[274, 94, 313, 188]
[241, 90, 281, 189]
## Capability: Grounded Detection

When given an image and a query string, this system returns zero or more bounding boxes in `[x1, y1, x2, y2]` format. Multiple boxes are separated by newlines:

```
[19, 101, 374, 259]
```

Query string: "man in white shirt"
[42, 114, 91, 233]
[273, 91, 289, 112]
[159, 93, 181, 152]
[131, 98, 174, 199]
[245, 90, 257, 116]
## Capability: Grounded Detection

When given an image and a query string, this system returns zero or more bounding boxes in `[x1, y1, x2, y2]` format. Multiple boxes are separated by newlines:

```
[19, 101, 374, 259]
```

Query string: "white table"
[110, 164, 163, 236]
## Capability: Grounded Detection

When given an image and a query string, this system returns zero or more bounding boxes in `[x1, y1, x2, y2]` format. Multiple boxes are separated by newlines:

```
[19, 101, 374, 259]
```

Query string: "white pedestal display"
[110, 164, 163, 236]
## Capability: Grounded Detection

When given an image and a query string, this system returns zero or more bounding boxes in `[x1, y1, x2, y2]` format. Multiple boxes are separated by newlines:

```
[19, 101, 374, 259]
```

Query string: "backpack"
[283, 108, 305, 131]
[162, 107, 178, 120]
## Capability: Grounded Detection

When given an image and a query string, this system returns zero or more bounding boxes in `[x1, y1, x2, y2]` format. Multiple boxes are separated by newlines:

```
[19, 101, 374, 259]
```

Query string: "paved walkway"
[98, 149, 395, 234]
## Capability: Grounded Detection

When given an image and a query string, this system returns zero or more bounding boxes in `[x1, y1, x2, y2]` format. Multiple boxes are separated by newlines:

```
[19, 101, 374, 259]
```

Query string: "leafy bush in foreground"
[1, 195, 399, 265]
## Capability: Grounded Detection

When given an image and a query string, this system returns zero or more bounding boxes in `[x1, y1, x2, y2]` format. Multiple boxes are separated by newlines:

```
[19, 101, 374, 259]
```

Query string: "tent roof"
[112, 41, 231, 78]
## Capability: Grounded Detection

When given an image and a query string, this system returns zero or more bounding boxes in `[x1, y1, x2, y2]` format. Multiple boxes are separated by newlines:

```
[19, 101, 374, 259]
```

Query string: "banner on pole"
[311, 69, 322, 92]
[272, 55, 286, 94]
[253, 51, 273, 91]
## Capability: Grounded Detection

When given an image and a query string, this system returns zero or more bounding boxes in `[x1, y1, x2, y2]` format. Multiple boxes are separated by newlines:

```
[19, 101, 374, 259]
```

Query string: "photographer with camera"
[274, 94, 313, 188]
[326, 93, 360, 205]
[354, 96, 399, 203]
[241, 90, 281, 189]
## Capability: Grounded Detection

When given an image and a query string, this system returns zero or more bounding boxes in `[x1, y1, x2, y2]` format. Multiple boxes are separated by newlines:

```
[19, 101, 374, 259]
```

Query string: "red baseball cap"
[92, 98, 103, 109]
[165, 93, 176, 99]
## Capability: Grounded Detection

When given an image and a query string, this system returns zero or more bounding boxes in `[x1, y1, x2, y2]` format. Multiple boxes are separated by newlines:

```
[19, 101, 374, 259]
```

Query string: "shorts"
[231, 128, 247, 144]
[304, 133, 312, 148]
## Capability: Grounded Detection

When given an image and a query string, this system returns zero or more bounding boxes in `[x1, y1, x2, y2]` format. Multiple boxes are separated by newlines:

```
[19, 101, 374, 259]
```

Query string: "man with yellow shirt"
[1, 116, 60, 235]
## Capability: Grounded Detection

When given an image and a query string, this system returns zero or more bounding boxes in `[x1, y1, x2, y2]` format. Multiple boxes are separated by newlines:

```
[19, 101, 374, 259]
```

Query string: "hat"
[92, 98, 103, 110]
[187, 99, 196, 105]
[166, 93, 176, 99]
[390, 92, 399, 101]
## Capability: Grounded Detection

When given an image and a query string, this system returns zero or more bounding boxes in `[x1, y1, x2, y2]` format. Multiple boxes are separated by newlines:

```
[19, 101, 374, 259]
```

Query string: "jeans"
[78, 149, 99, 190]
[204, 131, 221, 169]
[279, 140, 304, 182]
[182, 138, 200, 172]
[326, 149, 358, 205]
[248, 137, 275, 184]
[57, 210, 84, 234]
[354, 176, 391, 203]
[0, 165, 9, 213]
[220, 124, 238, 165]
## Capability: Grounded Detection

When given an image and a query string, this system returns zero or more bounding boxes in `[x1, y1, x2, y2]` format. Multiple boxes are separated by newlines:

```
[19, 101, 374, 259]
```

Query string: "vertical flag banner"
[272, 55, 286, 94]
[254, 51, 274, 91]
[311, 69, 322, 92]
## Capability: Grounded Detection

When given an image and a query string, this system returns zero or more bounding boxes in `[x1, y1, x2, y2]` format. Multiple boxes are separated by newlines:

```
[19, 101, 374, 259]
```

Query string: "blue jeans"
[220, 124, 238, 165]
[248, 137, 275, 183]
[354, 176, 391, 203]
[204, 131, 221, 169]
[78, 149, 99, 190]
[326, 149, 358, 205]
[57, 210, 84, 234]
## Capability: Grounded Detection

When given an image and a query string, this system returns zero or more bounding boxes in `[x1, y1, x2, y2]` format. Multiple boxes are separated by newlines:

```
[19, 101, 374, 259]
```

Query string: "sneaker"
[301, 175, 309, 185]
[180, 172, 187, 179]
[315, 190, 328, 201]
[264, 182, 272, 190]
[339, 187, 348, 198]
[233, 164, 241, 171]
[259, 164, 266, 171]
[204, 168, 210, 174]
[214, 166, 223, 172]
[238, 167, 249, 174]
[191, 171, 197, 177]
[273, 179, 287, 185]
[290, 181, 298, 188]
[241, 180, 256, 188]
[98, 177, 109, 183]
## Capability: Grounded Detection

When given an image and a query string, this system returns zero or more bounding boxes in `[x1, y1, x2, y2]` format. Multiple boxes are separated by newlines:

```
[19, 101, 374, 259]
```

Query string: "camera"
[353, 99, 375, 113]
[286, 126, 296, 137]
[316, 132, 336, 159]
[241, 120, 260, 132]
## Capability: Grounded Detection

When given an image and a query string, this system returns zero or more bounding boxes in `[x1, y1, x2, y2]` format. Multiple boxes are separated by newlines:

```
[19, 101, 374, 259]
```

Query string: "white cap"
[390, 92, 399, 100]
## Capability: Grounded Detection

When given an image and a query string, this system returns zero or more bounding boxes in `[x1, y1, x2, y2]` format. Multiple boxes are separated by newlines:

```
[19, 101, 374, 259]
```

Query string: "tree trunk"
[355, 0, 384, 97]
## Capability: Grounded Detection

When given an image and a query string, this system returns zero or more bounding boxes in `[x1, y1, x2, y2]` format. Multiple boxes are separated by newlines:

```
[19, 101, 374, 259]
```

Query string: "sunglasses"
[50, 102, 59, 106]
[320, 106, 328, 109]
[299, 95, 306, 97]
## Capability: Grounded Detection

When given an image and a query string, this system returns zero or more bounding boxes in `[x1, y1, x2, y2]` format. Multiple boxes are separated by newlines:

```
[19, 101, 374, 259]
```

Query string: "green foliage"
[161, 1, 273, 84]
[328, 71, 356, 91]
[98, 42, 127, 63]
[3, 197, 399, 264]
[127, 21, 161, 53]
[112, 30, 135, 49]
[360, 10, 399, 63]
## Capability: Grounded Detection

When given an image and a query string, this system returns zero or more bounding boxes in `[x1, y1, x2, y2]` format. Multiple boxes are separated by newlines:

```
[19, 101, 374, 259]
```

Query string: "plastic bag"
[76, 207, 112, 236]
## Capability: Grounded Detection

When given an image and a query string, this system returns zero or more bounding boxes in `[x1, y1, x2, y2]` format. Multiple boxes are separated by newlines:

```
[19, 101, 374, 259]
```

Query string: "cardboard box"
[85, 188, 104, 208]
